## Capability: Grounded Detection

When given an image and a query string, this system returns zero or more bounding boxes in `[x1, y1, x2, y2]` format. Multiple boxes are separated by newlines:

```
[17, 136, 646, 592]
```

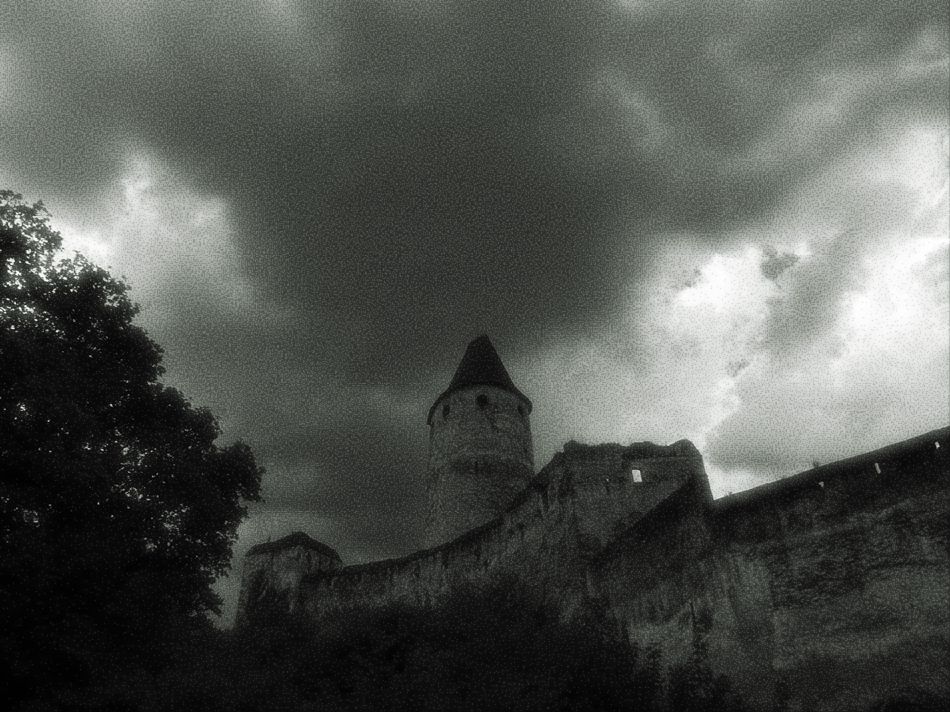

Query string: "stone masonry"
[237, 336, 950, 711]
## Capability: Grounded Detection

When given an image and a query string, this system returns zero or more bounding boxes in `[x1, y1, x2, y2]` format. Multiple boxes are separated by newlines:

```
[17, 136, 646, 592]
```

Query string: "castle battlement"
[237, 435, 707, 627]
[236, 337, 950, 712]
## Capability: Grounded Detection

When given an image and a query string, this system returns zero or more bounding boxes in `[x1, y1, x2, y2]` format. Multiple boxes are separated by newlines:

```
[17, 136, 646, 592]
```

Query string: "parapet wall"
[565, 439, 708, 551]
[590, 427, 950, 712]
[292, 440, 705, 624]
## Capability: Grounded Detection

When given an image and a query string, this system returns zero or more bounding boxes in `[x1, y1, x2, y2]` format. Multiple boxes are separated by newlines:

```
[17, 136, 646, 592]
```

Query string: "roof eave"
[426, 381, 533, 424]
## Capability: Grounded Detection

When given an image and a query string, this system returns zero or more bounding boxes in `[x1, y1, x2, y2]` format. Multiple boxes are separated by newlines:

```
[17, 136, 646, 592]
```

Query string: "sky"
[1, 0, 947, 624]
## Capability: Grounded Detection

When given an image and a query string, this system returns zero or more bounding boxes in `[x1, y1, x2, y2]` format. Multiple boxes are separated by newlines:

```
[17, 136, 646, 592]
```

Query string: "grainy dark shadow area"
[1, 2, 947, 710]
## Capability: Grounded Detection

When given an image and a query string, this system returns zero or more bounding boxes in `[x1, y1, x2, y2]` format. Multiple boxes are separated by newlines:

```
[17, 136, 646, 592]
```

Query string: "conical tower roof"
[428, 335, 532, 423]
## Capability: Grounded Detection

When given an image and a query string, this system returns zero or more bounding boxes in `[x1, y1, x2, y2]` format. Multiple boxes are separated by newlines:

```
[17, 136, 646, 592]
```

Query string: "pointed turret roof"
[428, 335, 532, 423]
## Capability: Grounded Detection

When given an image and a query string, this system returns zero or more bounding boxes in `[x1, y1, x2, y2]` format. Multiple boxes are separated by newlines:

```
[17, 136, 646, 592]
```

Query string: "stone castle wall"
[236, 427, 950, 710]
[590, 427, 950, 712]
[291, 441, 702, 624]
[424, 385, 534, 547]
[237, 534, 342, 626]
[564, 439, 709, 551]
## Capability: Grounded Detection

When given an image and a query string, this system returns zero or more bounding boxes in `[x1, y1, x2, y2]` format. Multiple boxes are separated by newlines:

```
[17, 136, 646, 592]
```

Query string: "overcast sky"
[2, 0, 947, 623]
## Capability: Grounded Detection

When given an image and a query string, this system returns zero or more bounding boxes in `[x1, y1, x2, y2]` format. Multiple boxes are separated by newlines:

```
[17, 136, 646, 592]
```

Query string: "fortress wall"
[564, 440, 706, 550]
[592, 428, 950, 711]
[587, 481, 717, 663]
[239, 424, 950, 709]
[236, 542, 341, 626]
[425, 386, 534, 546]
[301, 456, 586, 623]
[298, 444, 706, 625]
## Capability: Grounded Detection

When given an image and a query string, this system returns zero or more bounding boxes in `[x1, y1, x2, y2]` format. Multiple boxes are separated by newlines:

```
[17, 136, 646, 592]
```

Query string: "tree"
[0, 190, 262, 706]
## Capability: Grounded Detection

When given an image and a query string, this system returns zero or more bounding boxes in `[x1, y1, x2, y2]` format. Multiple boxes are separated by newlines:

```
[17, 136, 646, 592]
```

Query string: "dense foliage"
[74, 579, 748, 712]
[29, 575, 946, 712]
[0, 190, 262, 709]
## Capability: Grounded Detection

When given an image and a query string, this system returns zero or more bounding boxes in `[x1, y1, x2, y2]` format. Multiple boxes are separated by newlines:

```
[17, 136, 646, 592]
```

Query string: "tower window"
[630, 468, 642, 483]
[442, 403, 450, 418]
[477, 394, 489, 408]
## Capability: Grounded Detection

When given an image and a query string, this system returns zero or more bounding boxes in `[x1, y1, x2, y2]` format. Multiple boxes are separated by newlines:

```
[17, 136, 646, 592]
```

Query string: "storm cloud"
[1, 0, 947, 619]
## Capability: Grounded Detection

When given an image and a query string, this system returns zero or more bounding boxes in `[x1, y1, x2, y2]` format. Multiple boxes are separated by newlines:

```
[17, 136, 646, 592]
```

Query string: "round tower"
[236, 532, 341, 627]
[423, 335, 534, 547]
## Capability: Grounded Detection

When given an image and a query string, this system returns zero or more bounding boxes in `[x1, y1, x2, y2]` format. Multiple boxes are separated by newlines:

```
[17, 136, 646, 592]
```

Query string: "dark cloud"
[4, 0, 946, 378]
[146, 297, 431, 555]
[760, 247, 799, 281]
[762, 181, 921, 356]
[705, 182, 950, 477]
[2, 0, 947, 593]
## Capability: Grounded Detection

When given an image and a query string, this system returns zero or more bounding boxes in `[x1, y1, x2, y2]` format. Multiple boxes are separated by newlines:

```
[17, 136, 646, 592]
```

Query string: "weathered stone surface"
[424, 384, 534, 547]
[591, 427, 950, 711]
[236, 335, 949, 711]
[235, 532, 341, 627]
[423, 336, 535, 548]
[279, 441, 702, 624]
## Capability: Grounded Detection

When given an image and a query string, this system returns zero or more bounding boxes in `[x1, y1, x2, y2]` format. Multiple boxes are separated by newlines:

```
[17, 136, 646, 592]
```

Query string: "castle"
[237, 336, 950, 711]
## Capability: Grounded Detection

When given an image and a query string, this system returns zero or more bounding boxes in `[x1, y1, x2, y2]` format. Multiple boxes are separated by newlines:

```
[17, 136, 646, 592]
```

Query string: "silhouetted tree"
[0, 190, 262, 708]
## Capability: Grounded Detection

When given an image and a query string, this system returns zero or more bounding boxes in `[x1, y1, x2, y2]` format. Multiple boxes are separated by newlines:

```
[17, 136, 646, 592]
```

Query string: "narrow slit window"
[936, 441, 941, 449]
[874, 462, 881, 474]
[630, 468, 642, 483]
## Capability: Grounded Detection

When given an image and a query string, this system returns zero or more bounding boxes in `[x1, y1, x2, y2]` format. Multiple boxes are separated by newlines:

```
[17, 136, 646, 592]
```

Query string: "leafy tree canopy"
[0, 190, 262, 704]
